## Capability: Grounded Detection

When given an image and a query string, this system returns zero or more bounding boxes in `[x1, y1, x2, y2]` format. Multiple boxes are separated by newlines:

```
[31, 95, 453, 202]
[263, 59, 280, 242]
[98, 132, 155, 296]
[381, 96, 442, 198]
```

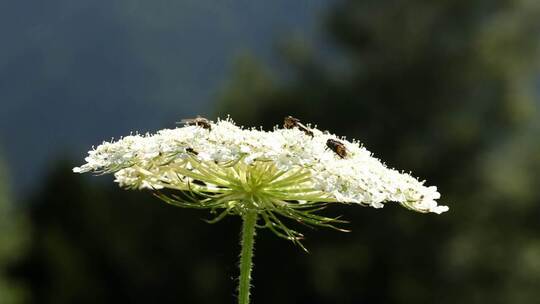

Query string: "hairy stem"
[238, 210, 257, 304]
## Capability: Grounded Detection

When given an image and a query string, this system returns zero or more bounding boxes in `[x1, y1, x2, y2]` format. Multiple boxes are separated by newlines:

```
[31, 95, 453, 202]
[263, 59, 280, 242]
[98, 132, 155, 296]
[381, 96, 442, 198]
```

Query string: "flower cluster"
[74, 117, 448, 246]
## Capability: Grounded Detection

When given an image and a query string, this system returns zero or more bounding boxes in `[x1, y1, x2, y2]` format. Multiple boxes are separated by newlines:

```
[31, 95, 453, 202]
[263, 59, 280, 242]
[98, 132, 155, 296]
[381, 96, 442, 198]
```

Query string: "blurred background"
[1, 0, 540, 303]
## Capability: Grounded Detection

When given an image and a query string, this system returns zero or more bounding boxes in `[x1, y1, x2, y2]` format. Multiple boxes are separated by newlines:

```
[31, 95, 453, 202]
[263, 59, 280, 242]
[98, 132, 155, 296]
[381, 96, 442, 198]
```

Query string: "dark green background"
[1, 0, 540, 303]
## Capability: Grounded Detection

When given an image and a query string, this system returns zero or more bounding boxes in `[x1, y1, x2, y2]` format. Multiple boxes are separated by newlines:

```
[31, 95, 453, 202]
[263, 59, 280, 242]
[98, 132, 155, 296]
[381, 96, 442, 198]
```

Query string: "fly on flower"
[283, 115, 314, 137]
[179, 115, 213, 130]
[326, 138, 348, 159]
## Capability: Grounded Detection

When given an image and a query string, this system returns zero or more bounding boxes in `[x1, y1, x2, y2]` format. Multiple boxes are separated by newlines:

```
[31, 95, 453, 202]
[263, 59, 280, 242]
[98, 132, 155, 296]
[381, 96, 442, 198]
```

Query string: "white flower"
[74, 116, 448, 246]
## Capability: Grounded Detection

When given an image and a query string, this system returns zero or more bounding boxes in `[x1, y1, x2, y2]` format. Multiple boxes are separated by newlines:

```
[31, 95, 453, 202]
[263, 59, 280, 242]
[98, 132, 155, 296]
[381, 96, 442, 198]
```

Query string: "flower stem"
[238, 210, 257, 304]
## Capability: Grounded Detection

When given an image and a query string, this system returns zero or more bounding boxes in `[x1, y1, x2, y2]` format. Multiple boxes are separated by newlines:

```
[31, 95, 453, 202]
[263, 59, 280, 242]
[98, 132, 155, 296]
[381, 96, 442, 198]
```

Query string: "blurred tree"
[0, 153, 28, 303]
[219, 54, 277, 125]
[217, 0, 540, 303]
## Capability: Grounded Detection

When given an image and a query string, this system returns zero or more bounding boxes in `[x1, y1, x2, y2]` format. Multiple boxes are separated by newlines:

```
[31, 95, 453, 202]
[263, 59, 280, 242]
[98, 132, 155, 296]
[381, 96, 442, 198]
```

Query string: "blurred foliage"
[13, 161, 243, 304]
[7, 0, 540, 303]
[0, 154, 28, 304]
[219, 54, 277, 125]
[217, 0, 540, 303]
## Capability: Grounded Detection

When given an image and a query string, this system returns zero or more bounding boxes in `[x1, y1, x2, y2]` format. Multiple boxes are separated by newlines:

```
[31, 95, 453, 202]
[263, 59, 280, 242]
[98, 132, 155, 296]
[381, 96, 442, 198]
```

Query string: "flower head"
[74, 116, 448, 248]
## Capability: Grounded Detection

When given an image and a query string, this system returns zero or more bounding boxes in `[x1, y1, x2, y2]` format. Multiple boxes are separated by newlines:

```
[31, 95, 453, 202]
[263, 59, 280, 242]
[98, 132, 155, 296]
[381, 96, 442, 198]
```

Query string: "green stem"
[238, 210, 257, 304]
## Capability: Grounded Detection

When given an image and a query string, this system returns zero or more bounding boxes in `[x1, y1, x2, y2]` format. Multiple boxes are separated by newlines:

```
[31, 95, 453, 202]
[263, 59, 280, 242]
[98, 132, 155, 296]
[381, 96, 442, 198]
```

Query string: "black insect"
[283, 115, 313, 137]
[326, 139, 347, 159]
[179, 116, 212, 130]
[186, 147, 198, 155]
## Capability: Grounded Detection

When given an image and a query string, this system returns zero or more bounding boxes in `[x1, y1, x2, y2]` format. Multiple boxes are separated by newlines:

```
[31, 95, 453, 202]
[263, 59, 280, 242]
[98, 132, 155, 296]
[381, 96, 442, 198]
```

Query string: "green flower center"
[154, 156, 346, 251]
